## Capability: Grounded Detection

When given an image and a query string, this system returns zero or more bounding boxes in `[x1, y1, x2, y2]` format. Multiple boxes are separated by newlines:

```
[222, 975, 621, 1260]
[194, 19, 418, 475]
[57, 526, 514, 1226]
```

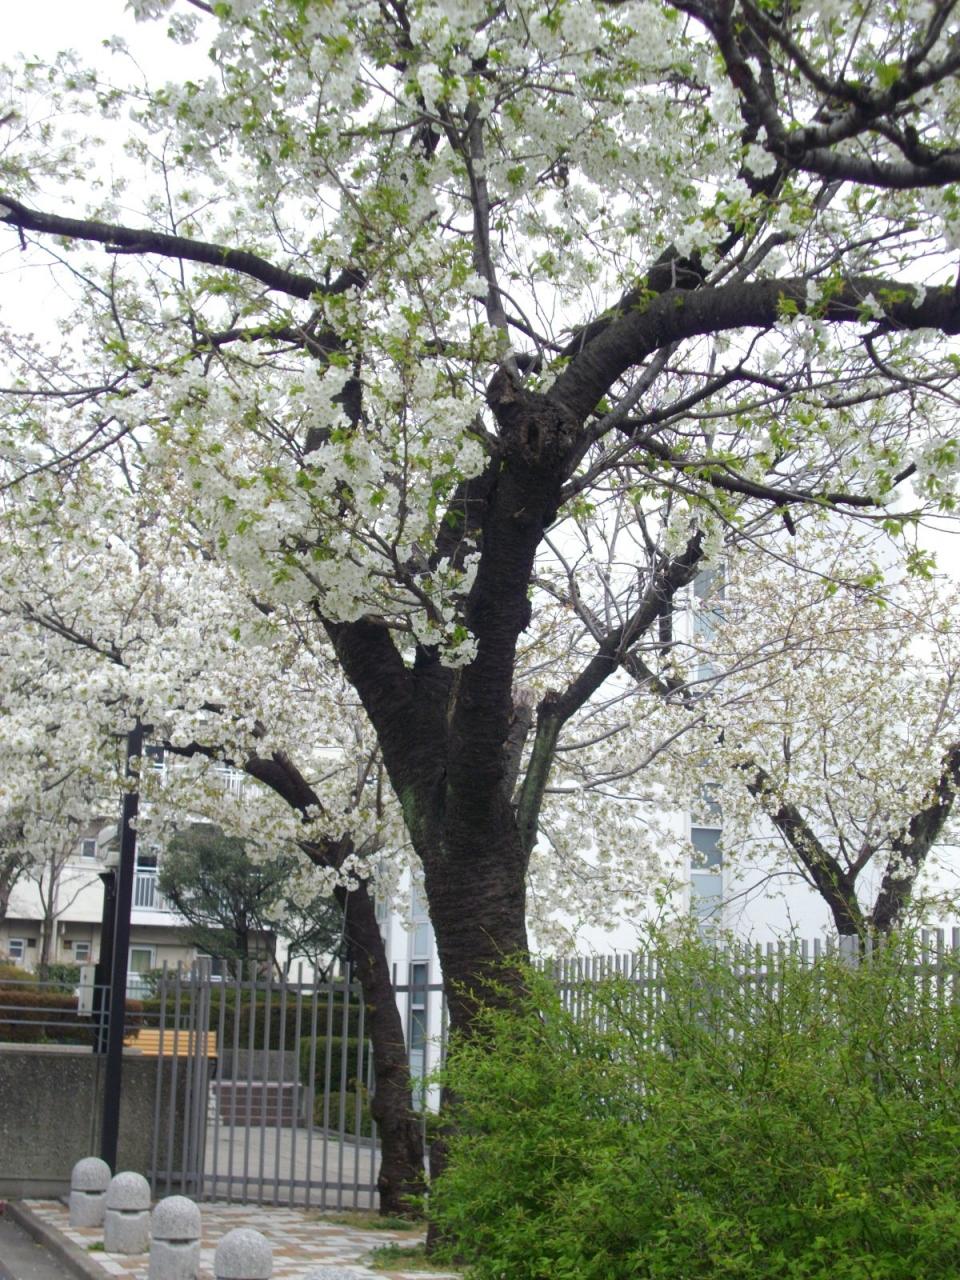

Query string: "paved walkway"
[21, 1201, 459, 1280]
[0, 1212, 69, 1280]
[200, 1124, 378, 1209]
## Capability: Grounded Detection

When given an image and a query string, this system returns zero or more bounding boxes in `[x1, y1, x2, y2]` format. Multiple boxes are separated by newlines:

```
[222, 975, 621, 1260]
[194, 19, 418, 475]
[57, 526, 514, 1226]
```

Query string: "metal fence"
[0, 959, 445, 1209]
[137, 960, 446, 1209]
[541, 927, 960, 1031]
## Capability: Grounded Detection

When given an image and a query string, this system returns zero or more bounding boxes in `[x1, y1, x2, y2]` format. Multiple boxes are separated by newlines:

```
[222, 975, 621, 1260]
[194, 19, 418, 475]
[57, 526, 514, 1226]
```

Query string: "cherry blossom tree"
[0, 578, 427, 1209]
[4, 0, 960, 1188]
[629, 526, 960, 939]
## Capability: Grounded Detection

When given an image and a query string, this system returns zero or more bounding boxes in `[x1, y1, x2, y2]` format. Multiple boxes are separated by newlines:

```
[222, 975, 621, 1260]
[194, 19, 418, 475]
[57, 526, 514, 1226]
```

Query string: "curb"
[2, 1200, 109, 1280]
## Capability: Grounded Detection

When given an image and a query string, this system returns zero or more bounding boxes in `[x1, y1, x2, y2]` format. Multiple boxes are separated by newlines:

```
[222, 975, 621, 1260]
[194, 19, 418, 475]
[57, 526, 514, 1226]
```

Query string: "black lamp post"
[92, 867, 116, 1055]
[99, 719, 144, 1170]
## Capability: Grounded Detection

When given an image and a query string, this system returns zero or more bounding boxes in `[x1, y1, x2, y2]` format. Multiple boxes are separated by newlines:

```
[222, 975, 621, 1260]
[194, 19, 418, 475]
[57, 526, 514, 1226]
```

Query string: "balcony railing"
[133, 870, 171, 913]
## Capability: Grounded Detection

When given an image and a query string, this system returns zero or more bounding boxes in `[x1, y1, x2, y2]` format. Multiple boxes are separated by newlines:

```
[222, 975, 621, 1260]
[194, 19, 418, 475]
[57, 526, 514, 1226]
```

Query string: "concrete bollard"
[103, 1171, 152, 1254]
[68, 1157, 112, 1229]
[214, 1227, 272, 1279]
[148, 1196, 202, 1280]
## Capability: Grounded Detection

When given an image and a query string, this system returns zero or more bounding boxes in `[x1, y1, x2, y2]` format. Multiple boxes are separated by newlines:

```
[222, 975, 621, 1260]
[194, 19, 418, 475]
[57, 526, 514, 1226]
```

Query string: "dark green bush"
[430, 932, 960, 1280]
[39, 963, 82, 990]
[299, 1034, 374, 1135]
[142, 986, 364, 1043]
[312, 1083, 373, 1135]
[298, 1034, 370, 1087]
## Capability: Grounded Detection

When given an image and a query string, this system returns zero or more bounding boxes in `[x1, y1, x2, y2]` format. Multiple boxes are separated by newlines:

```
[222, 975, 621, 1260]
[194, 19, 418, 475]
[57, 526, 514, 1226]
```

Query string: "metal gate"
[143, 960, 384, 1209]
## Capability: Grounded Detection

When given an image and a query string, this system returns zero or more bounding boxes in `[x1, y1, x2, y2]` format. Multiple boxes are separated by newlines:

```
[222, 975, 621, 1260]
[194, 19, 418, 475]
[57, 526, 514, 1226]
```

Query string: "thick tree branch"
[320, 616, 452, 845]
[615, 424, 917, 511]
[0, 194, 363, 301]
[515, 533, 705, 855]
[871, 743, 960, 931]
[776, 149, 960, 190]
[551, 275, 960, 424]
[441, 384, 574, 822]
[744, 762, 866, 937]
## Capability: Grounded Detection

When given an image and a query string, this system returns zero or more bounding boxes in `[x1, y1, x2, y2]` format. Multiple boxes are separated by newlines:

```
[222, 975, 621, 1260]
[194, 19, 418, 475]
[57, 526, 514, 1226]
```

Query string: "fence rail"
[540, 927, 960, 1036]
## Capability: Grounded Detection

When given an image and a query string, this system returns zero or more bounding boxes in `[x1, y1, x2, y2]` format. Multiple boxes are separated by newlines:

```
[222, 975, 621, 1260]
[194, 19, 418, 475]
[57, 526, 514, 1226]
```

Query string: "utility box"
[77, 964, 97, 1016]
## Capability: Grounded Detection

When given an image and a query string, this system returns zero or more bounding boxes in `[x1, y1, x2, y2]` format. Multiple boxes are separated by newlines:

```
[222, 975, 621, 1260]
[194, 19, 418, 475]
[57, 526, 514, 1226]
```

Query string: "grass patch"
[312, 1209, 422, 1233]
[86, 1242, 105, 1252]
[367, 1242, 452, 1272]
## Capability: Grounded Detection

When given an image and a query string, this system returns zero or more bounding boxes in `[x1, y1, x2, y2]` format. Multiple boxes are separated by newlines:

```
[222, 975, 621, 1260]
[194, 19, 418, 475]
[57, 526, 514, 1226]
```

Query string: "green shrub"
[299, 1034, 374, 1135]
[430, 932, 960, 1280]
[40, 963, 82, 990]
[312, 1082, 373, 1135]
[299, 1034, 371, 1087]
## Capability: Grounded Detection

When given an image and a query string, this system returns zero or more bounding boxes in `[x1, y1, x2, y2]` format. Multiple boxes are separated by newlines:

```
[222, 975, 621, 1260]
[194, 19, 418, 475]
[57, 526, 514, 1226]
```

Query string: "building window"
[408, 960, 429, 1104]
[7, 938, 25, 963]
[79, 837, 98, 860]
[410, 886, 432, 959]
[73, 940, 92, 963]
[690, 824, 722, 929]
[692, 567, 724, 684]
[128, 945, 156, 995]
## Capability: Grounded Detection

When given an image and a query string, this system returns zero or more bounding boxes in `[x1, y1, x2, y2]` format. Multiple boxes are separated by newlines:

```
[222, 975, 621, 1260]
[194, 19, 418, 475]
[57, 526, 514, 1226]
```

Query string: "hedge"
[141, 988, 364, 1045]
[299, 1034, 374, 1136]
[0, 987, 143, 1045]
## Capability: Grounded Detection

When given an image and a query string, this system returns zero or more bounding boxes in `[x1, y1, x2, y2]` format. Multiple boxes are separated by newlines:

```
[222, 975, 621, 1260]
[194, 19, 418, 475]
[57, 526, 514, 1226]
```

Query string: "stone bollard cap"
[215, 1227, 273, 1279]
[151, 1195, 201, 1240]
[105, 1171, 151, 1211]
[71, 1157, 111, 1192]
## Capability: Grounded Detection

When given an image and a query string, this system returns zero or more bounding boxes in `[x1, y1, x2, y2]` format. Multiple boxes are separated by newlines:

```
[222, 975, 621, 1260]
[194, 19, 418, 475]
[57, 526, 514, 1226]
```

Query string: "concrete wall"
[0, 1044, 187, 1197]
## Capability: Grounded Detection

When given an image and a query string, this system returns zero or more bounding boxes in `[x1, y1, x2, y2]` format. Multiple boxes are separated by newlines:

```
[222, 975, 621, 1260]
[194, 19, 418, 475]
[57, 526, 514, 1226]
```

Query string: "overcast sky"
[9, 2, 205, 72]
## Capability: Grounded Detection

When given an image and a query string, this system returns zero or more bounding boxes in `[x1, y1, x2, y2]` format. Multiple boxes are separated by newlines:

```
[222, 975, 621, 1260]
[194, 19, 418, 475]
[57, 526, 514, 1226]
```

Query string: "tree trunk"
[0, 848, 26, 923]
[334, 879, 426, 1215]
[416, 820, 531, 1252]
[424, 831, 530, 1034]
[37, 858, 61, 974]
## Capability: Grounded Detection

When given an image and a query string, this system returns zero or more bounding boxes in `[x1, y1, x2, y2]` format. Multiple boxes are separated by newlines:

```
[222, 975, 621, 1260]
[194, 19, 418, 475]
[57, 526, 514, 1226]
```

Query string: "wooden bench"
[124, 1027, 218, 1058]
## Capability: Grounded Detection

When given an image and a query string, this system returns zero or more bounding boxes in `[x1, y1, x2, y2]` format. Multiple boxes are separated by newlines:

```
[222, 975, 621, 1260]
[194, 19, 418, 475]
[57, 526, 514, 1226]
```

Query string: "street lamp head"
[97, 823, 120, 868]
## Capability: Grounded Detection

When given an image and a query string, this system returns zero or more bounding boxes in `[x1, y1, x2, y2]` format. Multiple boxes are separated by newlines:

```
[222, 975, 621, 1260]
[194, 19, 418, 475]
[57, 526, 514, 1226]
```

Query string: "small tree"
[158, 823, 343, 976]
[0, 818, 30, 924]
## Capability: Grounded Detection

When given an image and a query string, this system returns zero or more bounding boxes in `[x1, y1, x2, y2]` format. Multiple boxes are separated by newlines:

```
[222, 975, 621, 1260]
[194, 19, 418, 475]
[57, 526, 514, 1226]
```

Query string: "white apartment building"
[0, 751, 266, 992]
[0, 819, 198, 993]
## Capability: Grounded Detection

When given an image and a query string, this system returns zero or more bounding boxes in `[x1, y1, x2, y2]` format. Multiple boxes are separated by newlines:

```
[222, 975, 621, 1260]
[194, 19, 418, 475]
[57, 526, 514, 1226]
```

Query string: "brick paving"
[23, 1200, 459, 1280]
